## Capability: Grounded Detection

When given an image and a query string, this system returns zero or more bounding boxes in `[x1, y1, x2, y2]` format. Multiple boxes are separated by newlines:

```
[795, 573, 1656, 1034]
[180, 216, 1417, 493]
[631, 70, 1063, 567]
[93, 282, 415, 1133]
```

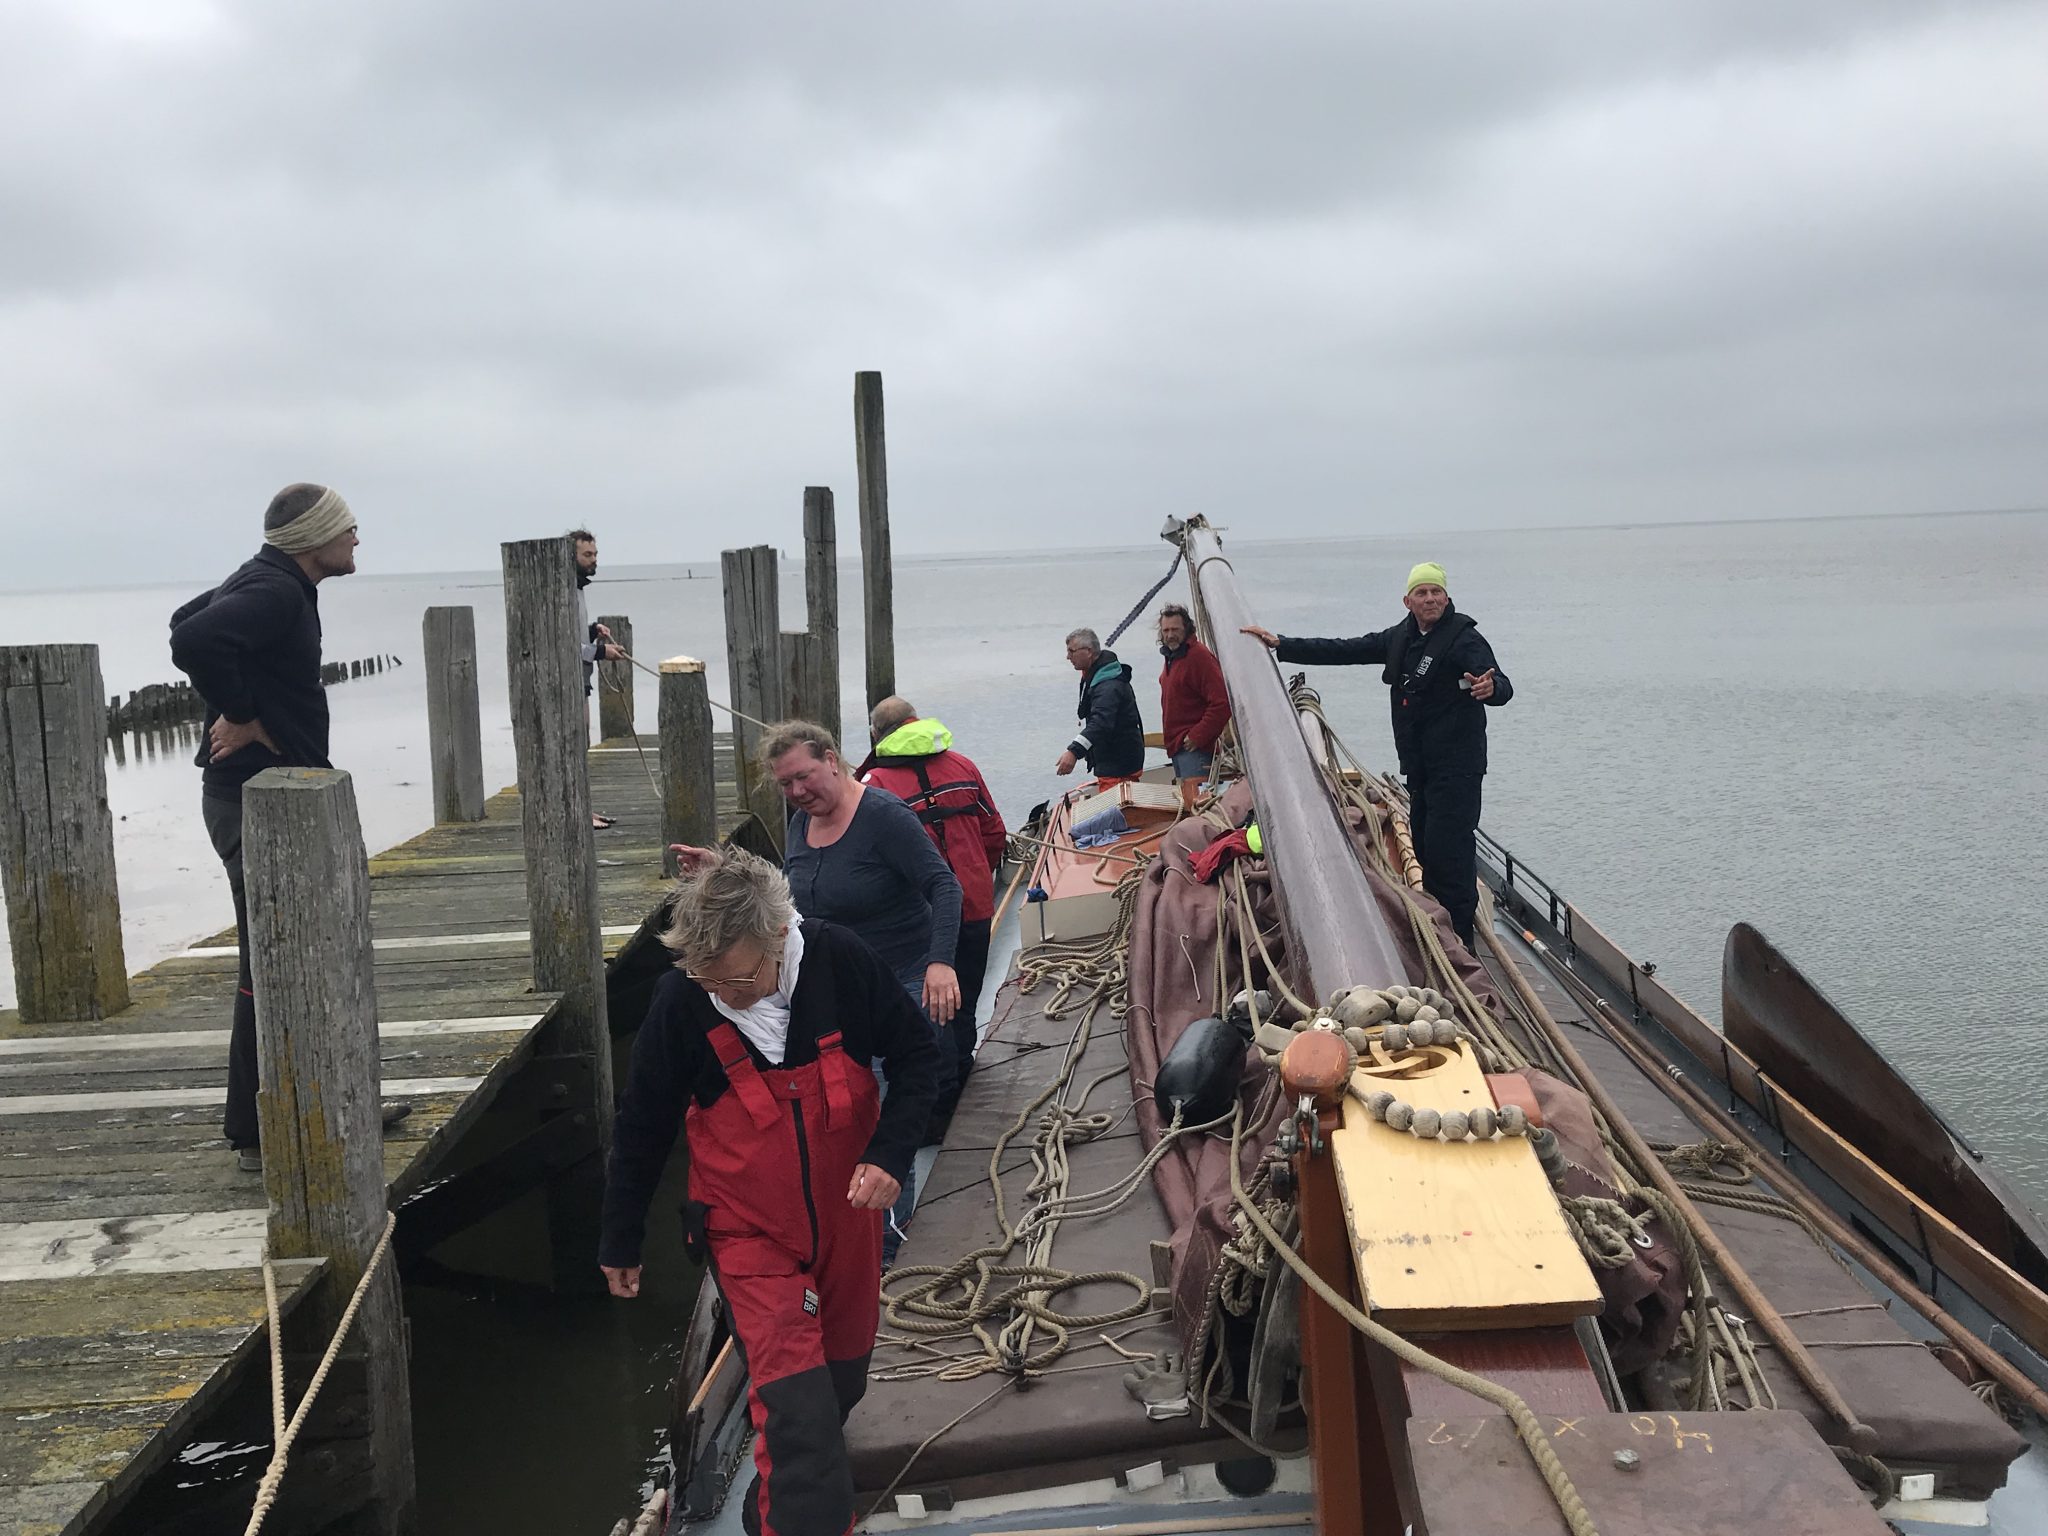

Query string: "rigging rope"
[1102, 547, 1185, 649]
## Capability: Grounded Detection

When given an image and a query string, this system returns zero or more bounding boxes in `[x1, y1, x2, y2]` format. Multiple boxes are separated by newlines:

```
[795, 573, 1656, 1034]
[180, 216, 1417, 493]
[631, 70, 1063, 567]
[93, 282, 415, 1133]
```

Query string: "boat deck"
[0, 737, 741, 1536]
[849, 971, 1264, 1507]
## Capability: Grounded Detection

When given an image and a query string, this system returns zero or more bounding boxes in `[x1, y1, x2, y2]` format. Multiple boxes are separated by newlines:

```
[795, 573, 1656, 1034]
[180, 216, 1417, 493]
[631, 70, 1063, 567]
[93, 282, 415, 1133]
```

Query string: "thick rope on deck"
[243, 1211, 399, 1536]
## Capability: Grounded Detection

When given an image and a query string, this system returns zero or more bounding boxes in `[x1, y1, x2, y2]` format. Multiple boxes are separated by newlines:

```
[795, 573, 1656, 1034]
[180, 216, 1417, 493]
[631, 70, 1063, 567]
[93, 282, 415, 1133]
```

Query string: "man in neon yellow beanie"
[1241, 561, 1512, 948]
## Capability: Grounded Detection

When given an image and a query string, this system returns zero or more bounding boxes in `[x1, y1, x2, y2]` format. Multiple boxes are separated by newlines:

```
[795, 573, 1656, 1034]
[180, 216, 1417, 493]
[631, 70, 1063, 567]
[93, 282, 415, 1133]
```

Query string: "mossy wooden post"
[501, 538, 614, 1151]
[597, 613, 635, 741]
[854, 371, 895, 710]
[0, 644, 129, 1022]
[659, 657, 717, 877]
[421, 606, 486, 825]
[242, 766, 416, 1536]
[721, 545, 783, 841]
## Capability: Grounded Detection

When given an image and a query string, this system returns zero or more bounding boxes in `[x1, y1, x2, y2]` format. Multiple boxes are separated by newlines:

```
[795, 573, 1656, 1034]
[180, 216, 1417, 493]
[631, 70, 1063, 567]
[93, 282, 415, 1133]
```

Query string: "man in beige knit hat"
[171, 483, 404, 1171]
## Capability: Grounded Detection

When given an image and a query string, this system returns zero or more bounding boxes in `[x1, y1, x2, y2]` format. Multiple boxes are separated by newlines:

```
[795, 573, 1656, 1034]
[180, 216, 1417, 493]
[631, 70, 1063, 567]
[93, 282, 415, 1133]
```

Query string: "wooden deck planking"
[0, 737, 748, 1536]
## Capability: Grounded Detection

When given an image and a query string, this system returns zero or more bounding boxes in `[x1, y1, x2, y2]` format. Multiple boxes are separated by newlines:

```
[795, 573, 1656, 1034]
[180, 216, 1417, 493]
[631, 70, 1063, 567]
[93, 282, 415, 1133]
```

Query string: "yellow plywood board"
[1328, 1041, 1602, 1330]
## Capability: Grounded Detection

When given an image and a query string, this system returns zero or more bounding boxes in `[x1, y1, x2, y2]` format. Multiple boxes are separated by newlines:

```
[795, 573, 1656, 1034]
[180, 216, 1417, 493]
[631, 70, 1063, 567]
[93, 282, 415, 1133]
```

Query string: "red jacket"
[1160, 640, 1231, 755]
[858, 719, 1007, 923]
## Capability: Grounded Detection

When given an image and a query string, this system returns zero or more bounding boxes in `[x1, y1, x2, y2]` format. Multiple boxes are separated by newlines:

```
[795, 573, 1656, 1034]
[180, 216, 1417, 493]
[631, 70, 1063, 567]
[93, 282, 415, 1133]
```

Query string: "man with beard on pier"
[170, 483, 406, 1171]
[1241, 561, 1513, 950]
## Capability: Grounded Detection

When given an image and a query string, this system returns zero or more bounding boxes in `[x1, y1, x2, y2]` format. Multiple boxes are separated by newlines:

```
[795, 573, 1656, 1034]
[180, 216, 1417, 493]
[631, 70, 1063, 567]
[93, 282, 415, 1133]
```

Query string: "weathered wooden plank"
[1329, 1043, 1602, 1330]
[241, 765, 415, 1534]
[422, 605, 487, 825]
[853, 371, 895, 709]
[0, 1479, 103, 1536]
[0, 1016, 542, 1058]
[0, 1210, 267, 1280]
[0, 645, 128, 1023]
[0, 1076, 484, 1116]
[597, 613, 635, 739]
[501, 536, 614, 1155]
[177, 924, 641, 958]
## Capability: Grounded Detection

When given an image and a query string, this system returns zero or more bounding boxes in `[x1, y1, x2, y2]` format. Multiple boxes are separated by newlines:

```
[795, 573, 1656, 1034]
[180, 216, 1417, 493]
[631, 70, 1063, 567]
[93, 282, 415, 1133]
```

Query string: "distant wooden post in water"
[0, 643, 129, 1021]
[242, 766, 417, 1536]
[659, 657, 717, 876]
[854, 371, 895, 710]
[778, 488, 841, 735]
[721, 544, 783, 838]
[501, 537, 615, 1151]
[422, 606, 486, 824]
[597, 613, 635, 740]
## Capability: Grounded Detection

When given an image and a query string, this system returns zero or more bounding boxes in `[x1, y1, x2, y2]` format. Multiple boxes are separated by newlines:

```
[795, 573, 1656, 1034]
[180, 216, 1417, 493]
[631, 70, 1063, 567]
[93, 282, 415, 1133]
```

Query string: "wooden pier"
[0, 368, 899, 1536]
[0, 735, 744, 1536]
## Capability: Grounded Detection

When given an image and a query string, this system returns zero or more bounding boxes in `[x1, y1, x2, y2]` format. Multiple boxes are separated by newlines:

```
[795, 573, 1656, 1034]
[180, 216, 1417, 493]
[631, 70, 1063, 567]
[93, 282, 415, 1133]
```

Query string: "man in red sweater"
[1157, 603, 1232, 809]
[859, 697, 1008, 1126]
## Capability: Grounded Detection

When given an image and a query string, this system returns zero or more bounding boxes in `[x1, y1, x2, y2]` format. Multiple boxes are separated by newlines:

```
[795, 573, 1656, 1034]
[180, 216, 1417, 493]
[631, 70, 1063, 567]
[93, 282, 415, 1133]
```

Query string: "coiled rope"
[242, 1212, 399, 1536]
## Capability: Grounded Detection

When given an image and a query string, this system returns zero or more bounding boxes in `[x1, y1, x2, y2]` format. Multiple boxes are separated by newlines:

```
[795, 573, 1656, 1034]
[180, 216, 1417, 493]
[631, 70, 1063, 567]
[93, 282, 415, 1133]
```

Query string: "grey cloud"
[0, 0, 2043, 581]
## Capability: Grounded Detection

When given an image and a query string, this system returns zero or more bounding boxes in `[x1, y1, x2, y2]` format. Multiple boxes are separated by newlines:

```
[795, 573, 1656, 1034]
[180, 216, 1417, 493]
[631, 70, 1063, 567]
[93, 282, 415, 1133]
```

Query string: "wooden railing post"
[242, 766, 416, 1536]
[659, 658, 717, 876]
[0, 644, 128, 1021]
[500, 537, 614, 1150]
[721, 545, 783, 837]
[853, 371, 895, 711]
[421, 606, 486, 825]
[597, 613, 635, 741]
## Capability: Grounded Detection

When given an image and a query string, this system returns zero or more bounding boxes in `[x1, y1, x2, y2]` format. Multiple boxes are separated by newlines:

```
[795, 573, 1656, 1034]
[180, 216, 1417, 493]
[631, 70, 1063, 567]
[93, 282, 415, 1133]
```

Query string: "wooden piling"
[659, 658, 717, 876]
[500, 537, 615, 1150]
[720, 545, 783, 836]
[853, 371, 895, 710]
[0, 644, 129, 1022]
[422, 606, 487, 825]
[241, 766, 417, 1536]
[597, 614, 635, 740]
[803, 487, 841, 737]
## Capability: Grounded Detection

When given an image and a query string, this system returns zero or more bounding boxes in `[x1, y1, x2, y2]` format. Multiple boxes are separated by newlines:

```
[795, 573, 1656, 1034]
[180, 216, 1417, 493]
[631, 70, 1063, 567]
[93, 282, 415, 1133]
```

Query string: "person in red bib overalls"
[600, 849, 942, 1536]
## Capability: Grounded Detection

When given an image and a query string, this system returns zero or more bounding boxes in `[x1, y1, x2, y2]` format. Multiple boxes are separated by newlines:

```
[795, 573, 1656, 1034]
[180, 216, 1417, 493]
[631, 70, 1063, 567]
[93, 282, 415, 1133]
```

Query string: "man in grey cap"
[170, 484, 403, 1170]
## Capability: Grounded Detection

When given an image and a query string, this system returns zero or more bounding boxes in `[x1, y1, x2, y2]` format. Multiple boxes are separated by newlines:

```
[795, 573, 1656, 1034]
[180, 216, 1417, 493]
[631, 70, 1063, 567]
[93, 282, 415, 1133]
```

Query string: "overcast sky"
[3, 0, 2044, 582]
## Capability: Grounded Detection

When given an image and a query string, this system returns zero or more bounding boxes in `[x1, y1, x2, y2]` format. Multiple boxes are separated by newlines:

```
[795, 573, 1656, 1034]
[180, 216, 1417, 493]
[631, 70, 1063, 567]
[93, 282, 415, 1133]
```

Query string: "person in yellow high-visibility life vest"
[1242, 562, 1512, 949]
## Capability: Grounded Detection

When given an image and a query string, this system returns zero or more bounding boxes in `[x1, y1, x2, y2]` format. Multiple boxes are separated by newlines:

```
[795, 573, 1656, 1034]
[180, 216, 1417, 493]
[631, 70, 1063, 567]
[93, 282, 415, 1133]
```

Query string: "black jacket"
[1068, 650, 1145, 778]
[1276, 605, 1512, 777]
[598, 920, 943, 1268]
[168, 547, 330, 798]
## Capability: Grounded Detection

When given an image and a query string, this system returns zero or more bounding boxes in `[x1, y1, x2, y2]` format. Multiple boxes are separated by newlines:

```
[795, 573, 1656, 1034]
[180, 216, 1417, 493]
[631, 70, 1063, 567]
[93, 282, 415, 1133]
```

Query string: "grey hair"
[660, 846, 796, 970]
[756, 718, 839, 771]
[869, 696, 917, 738]
[1065, 626, 1100, 652]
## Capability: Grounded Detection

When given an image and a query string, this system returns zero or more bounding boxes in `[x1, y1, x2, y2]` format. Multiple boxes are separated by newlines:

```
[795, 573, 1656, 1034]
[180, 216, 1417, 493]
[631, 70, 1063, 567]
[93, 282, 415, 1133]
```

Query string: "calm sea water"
[4, 509, 2045, 1528]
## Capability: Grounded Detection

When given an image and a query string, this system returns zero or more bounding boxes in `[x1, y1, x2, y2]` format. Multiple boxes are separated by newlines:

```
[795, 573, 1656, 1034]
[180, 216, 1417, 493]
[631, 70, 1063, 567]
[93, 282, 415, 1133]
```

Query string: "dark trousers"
[930, 918, 992, 1135]
[1408, 770, 1484, 949]
[201, 790, 261, 1149]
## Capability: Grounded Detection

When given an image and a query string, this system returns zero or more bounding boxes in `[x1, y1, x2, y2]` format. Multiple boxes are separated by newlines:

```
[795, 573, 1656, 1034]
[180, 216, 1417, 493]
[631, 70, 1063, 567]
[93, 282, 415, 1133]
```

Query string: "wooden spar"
[242, 766, 417, 1534]
[853, 371, 895, 710]
[597, 613, 636, 740]
[1181, 516, 1610, 1532]
[1180, 518, 1407, 997]
[422, 605, 487, 824]
[0, 644, 129, 1022]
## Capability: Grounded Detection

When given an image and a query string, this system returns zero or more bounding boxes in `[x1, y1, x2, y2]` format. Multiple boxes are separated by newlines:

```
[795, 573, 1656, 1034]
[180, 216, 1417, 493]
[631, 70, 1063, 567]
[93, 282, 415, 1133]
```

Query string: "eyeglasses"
[684, 953, 773, 990]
